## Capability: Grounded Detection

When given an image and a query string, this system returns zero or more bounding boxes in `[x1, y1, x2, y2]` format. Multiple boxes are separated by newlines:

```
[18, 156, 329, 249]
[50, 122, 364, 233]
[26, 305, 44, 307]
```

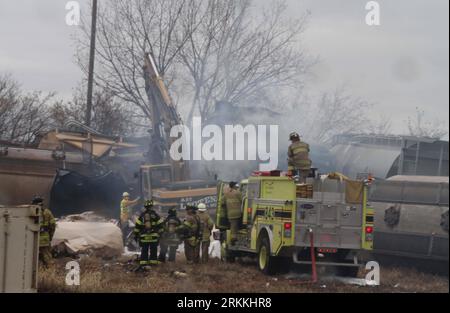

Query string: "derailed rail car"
[369, 176, 449, 262]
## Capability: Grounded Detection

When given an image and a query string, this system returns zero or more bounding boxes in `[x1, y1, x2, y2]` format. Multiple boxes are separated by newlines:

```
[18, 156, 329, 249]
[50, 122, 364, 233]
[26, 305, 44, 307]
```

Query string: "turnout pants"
[184, 240, 200, 264]
[200, 240, 210, 263]
[120, 221, 131, 246]
[140, 242, 159, 265]
[159, 244, 177, 262]
[39, 246, 52, 267]
[229, 218, 240, 242]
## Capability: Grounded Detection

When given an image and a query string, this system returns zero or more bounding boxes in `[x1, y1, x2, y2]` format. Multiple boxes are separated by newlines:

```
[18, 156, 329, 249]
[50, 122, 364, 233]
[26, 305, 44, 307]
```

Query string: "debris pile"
[52, 211, 123, 258]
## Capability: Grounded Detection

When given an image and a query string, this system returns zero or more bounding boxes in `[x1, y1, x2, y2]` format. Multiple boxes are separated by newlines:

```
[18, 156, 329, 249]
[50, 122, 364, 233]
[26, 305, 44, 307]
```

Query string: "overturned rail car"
[0, 130, 135, 217]
[369, 175, 449, 262]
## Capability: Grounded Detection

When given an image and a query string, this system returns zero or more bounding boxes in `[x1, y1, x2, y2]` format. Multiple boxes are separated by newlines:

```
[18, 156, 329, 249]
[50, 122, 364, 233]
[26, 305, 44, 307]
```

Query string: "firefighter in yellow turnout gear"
[288, 132, 312, 183]
[197, 203, 214, 263]
[120, 192, 139, 241]
[158, 208, 182, 262]
[32, 196, 56, 267]
[133, 200, 164, 266]
[178, 205, 201, 264]
[222, 182, 242, 244]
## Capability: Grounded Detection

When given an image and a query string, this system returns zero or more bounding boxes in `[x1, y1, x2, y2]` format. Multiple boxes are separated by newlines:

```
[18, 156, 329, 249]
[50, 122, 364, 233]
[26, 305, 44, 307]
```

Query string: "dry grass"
[38, 255, 449, 293]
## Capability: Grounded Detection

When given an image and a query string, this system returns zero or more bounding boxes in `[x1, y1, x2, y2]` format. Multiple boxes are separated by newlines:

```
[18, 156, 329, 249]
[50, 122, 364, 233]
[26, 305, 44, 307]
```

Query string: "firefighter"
[197, 203, 214, 263]
[222, 182, 242, 244]
[133, 200, 164, 267]
[158, 208, 182, 262]
[178, 205, 201, 264]
[120, 192, 140, 242]
[288, 132, 312, 183]
[32, 196, 56, 267]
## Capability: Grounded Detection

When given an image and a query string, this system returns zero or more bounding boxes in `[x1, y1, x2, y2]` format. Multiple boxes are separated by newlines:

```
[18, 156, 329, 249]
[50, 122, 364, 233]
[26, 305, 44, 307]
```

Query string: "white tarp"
[52, 221, 123, 258]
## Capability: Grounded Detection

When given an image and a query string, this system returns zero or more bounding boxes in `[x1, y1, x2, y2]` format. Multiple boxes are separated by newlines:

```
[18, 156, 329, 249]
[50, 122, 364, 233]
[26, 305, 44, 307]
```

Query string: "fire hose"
[309, 228, 318, 283]
[289, 228, 318, 285]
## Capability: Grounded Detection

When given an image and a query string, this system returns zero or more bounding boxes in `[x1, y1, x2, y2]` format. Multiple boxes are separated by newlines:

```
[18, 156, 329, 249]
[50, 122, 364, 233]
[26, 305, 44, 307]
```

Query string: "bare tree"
[406, 107, 448, 139]
[0, 74, 20, 136]
[368, 113, 393, 135]
[49, 83, 145, 137]
[0, 74, 54, 145]
[288, 87, 373, 144]
[75, 0, 311, 125]
[76, 0, 192, 121]
[178, 0, 312, 122]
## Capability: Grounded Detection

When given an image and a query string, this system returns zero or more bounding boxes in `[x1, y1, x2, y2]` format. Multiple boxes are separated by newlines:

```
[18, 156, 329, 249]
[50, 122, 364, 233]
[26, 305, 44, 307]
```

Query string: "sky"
[0, 0, 448, 135]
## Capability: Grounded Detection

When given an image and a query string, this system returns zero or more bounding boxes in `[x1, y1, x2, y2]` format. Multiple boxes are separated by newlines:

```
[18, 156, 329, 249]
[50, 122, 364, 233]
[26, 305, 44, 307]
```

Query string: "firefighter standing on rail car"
[133, 200, 164, 267]
[32, 196, 56, 267]
[287, 132, 312, 183]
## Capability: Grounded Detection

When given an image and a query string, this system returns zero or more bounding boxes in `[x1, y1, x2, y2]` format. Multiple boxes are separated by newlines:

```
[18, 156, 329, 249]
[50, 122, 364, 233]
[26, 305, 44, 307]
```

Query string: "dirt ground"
[38, 254, 449, 293]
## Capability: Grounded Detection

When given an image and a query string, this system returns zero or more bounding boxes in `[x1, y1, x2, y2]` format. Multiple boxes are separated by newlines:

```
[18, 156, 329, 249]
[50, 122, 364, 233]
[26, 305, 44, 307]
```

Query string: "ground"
[38, 254, 449, 293]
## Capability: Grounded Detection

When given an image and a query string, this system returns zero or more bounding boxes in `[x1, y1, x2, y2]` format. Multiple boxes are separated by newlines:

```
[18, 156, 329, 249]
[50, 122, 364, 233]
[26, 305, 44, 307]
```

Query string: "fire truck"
[216, 171, 374, 276]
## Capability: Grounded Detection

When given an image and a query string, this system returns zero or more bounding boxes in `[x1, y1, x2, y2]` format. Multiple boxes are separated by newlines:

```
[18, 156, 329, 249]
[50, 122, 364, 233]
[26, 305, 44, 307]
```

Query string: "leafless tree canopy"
[286, 87, 373, 144]
[407, 107, 448, 139]
[0, 74, 54, 145]
[49, 84, 143, 137]
[3, 2, 445, 148]
[77, 0, 312, 124]
[0, 74, 139, 144]
[76, 0, 191, 120]
[178, 0, 311, 121]
[368, 113, 393, 136]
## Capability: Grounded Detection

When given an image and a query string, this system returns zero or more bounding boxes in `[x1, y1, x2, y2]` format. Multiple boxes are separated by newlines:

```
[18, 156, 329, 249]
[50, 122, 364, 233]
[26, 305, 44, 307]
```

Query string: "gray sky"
[0, 0, 448, 135]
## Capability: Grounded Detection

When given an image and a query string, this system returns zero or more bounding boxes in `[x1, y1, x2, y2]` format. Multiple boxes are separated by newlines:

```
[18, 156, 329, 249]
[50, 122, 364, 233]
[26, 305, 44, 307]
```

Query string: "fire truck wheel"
[258, 236, 276, 275]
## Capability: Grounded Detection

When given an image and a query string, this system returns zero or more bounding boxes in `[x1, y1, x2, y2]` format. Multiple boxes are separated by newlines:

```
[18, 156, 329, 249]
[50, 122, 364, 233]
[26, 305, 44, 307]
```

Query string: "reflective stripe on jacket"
[288, 141, 311, 170]
[180, 214, 201, 247]
[120, 199, 132, 223]
[198, 212, 214, 242]
[161, 216, 182, 246]
[223, 188, 242, 219]
[133, 211, 164, 243]
[40, 208, 56, 247]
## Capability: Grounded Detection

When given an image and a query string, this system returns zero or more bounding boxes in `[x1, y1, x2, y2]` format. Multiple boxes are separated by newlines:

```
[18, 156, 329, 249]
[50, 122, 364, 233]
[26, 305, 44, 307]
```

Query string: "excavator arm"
[143, 53, 187, 181]
[143, 52, 182, 164]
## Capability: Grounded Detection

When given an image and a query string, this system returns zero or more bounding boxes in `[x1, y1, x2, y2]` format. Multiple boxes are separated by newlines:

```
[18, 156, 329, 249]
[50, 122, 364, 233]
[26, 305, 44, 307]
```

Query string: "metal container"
[0, 205, 40, 293]
[369, 176, 449, 261]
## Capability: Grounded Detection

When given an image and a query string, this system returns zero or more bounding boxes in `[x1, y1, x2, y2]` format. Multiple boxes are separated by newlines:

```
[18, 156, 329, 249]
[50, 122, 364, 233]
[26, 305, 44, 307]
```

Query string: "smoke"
[185, 96, 341, 181]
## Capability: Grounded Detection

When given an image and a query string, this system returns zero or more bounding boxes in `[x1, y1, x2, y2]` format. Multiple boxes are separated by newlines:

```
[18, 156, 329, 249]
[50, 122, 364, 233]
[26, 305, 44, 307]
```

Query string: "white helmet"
[197, 203, 207, 212]
[122, 192, 130, 197]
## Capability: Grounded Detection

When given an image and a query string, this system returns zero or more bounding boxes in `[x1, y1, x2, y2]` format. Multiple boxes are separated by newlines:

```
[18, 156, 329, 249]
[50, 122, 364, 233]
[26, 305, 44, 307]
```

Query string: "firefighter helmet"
[144, 199, 154, 209]
[229, 181, 239, 189]
[289, 132, 300, 141]
[168, 208, 177, 216]
[123, 192, 130, 198]
[198, 203, 207, 212]
[185, 204, 198, 211]
[31, 195, 44, 205]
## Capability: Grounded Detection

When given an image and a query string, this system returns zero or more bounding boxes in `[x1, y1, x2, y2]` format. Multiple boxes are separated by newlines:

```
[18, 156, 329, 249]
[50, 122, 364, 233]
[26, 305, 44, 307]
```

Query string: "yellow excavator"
[140, 53, 216, 212]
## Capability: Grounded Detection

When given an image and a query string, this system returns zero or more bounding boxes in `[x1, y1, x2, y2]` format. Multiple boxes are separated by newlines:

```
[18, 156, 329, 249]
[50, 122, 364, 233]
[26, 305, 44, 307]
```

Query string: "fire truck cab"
[216, 171, 374, 276]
